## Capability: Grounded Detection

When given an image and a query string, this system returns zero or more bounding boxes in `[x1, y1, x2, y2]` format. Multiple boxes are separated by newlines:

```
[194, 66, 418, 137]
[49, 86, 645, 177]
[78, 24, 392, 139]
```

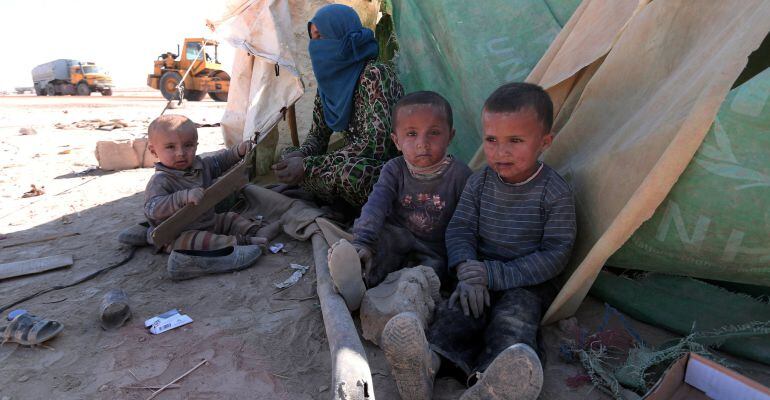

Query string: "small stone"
[98, 384, 109, 392]
[17, 375, 29, 382]
[318, 385, 329, 393]
[138, 336, 146, 342]
[18, 127, 36, 135]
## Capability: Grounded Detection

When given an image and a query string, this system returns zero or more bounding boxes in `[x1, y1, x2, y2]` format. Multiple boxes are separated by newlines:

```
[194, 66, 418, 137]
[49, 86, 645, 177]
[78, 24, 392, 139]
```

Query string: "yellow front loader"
[147, 38, 230, 102]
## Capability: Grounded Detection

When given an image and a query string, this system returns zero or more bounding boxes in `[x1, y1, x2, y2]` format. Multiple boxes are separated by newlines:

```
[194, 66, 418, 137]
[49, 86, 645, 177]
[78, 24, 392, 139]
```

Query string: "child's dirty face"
[149, 129, 198, 170]
[482, 108, 552, 184]
[391, 105, 454, 168]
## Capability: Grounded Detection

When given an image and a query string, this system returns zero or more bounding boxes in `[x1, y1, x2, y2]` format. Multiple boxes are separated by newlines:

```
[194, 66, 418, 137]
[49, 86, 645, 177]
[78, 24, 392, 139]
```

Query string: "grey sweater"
[352, 156, 472, 257]
[144, 146, 242, 231]
[445, 164, 576, 291]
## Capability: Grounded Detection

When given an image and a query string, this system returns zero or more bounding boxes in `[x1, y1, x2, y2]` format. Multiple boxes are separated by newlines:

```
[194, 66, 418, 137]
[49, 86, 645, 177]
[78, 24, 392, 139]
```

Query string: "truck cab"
[32, 59, 114, 96]
[70, 63, 114, 96]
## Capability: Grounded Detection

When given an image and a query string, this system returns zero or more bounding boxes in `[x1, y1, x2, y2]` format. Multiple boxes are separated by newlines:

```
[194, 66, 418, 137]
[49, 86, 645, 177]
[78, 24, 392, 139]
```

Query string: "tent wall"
[391, 0, 581, 162]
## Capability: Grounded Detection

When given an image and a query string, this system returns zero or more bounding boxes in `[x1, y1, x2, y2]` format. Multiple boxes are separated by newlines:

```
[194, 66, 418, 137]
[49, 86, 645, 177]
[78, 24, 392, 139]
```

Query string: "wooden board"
[151, 160, 249, 248]
[0, 254, 74, 280]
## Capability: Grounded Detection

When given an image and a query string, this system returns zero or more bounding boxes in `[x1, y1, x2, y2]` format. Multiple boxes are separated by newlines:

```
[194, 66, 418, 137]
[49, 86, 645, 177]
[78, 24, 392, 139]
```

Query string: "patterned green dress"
[284, 60, 404, 206]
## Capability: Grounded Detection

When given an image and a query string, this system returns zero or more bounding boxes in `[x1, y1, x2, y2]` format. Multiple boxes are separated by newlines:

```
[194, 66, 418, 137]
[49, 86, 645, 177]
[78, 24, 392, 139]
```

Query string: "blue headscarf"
[308, 4, 379, 132]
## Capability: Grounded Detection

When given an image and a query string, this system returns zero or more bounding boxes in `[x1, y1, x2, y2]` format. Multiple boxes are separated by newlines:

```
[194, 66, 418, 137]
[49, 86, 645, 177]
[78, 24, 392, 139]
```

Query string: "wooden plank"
[0, 254, 74, 280]
[287, 104, 299, 147]
[151, 161, 249, 248]
[312, 233, 375, 400]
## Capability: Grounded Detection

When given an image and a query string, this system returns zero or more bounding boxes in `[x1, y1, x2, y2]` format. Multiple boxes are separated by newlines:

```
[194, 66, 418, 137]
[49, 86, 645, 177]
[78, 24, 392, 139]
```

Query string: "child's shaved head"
[148, 114, 198, 140]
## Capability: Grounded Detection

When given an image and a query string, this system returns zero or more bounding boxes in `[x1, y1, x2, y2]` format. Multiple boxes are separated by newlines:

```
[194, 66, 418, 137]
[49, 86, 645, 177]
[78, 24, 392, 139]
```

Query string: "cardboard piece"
[95, 140, 139, 171]
[132, 138, 158, 168]
[95, 138, 158, 171]
[151, 159, 249, 248]
[645, 353, 770, 400]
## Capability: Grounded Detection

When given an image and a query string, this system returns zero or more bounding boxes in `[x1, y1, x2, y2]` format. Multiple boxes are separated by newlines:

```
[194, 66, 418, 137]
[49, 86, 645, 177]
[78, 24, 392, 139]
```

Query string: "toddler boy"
[328, 91, 472, 310]
[381, 83, 577, 400]
[144, 114, 267, 280]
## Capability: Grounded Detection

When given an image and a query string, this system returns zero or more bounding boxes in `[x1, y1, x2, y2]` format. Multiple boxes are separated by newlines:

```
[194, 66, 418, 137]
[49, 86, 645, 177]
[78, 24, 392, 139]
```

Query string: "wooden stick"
[287, 104, 299, 147]
[0, 255, 74, 280]
[122, 384, 181, 390]
[145, 359, 207, 400]
[151, 159, 249, 248]
[1, 232, 80, 249]
[312, 233, 375, 400]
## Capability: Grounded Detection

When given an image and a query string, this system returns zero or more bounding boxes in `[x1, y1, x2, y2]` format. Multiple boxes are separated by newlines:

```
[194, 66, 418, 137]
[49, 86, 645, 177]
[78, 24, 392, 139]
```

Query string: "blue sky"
[1, 0, 236, 89]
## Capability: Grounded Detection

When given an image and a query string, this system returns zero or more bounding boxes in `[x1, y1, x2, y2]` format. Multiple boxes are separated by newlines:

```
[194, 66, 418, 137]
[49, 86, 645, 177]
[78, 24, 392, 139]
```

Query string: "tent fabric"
[391, 0, 581, 162]
[609, 69, 770, 286]
[531, 0, 770, 324]
[209, 0, 305, 148]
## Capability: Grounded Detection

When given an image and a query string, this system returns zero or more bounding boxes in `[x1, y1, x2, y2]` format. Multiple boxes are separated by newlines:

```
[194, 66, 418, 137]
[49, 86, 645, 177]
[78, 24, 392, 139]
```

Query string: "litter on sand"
[269, 243, 285, 254]
[21, 184, 45, 198]
[144, 309, 192, 335]
[274, 264, 310, 289]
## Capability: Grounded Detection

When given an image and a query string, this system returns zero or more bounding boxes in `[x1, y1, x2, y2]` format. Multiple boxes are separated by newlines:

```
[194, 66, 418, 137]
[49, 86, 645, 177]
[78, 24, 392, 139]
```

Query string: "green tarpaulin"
[610, 68, 770, 286]
[391, 0, 580, 162]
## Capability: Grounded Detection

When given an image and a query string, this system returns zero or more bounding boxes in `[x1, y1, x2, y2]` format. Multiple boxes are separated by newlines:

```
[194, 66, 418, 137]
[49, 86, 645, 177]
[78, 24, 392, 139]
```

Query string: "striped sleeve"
[445, 171, 483, 270]
[485, 192, 577, 290]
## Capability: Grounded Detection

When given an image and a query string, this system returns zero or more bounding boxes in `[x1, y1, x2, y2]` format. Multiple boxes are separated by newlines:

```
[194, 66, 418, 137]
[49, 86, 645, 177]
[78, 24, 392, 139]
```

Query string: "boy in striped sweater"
[381, 83, 576, 400]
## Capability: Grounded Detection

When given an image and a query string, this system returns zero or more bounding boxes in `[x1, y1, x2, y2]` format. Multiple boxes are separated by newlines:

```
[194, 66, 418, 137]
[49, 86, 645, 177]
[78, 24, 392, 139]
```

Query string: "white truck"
[32, 59, 114, 96]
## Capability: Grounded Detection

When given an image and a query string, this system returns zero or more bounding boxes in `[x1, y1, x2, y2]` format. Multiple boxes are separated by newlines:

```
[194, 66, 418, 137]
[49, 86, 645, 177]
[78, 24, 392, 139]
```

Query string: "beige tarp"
[208, 0, 305, 149]
[512, 0, 770, 324]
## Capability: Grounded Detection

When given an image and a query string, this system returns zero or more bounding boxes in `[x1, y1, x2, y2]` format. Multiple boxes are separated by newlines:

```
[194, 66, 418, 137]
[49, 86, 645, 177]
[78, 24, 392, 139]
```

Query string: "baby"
[143, 114, 267, 280]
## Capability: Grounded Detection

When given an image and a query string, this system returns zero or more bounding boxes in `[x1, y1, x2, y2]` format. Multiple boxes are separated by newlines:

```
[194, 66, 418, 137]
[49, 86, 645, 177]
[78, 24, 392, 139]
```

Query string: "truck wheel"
[76, 82, 91, 96]
[46, 83, 56, 96]
[102, 89, 113, 96]
[208, 71, 229, 102]
[184, 90, 206, 101]
[159, 72, 183, 101]
[35, 88, 44, 96]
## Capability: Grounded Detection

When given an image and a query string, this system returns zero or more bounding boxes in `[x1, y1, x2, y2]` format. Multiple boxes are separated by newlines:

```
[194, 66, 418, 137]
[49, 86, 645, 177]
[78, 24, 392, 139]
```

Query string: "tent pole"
[312, 233, 375, 400]
[288, 104, 299, 147]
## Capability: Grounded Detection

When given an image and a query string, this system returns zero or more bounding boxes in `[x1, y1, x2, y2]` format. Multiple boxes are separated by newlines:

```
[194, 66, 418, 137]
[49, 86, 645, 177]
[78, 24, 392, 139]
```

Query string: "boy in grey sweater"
[382, 83, 577, 400]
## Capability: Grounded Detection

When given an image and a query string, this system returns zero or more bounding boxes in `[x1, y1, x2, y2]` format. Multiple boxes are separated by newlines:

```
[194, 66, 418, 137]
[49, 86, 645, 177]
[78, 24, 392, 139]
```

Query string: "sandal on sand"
[117, 222, 150, 246]
[1, 313, 63, 346]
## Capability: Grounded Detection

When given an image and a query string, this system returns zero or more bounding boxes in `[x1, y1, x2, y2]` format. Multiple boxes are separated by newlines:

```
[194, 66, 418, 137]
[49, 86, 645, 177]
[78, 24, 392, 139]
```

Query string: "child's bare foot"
[327, 239, 366, 311]
[256, 220, 282, 241]
[249, 236, 268, 246]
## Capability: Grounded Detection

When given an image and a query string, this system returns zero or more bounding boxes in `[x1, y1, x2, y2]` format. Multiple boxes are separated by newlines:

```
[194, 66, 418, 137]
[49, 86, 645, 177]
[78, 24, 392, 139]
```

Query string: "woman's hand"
[271, 157, 305, 185]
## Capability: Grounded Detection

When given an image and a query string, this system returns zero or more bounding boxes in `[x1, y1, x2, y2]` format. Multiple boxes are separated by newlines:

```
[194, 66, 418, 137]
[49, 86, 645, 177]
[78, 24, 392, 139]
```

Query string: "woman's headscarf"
[308, 4, 379, 132]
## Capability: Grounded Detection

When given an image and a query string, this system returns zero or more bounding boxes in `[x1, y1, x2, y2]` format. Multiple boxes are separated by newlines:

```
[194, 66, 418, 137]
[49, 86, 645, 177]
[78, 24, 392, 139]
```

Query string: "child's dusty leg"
[460, 288, 543, 400]
[381, 312, 439, 400]
[213, 212, 271, 246]
[170, 230, 237, 251]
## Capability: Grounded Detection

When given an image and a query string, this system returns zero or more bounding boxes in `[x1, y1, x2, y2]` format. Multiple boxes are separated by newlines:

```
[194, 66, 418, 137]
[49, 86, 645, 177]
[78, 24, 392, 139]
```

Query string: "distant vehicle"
[15, 87, 34, 94]
[32, 59, 114, 96]
[147, 38, 229, 102]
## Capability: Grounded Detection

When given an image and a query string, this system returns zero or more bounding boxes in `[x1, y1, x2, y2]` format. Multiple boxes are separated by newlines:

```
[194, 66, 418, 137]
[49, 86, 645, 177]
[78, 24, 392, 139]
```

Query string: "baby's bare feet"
[249, 236, 268, 246]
